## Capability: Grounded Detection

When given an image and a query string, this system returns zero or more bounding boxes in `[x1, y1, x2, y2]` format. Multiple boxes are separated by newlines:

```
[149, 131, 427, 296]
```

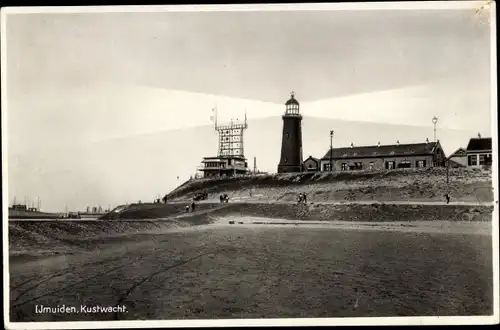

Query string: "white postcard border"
[2, 1, 498, 328]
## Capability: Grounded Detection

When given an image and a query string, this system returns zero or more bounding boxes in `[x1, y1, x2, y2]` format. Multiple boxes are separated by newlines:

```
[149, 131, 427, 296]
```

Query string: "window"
[417, 160, 426, 168]
[323, 163, 331, 171]
[354, 162, 363, 170]
[485, 154, 493, 165]
[284, 157, 288, 164]
[308, 163, 312, 169]
[285, 133, 290, 139]
[369, 162, 374, 170]
[398, 160, 412, 169]
[341, 163, 347, 171]
[385, 161, 395, 170]
[468, 155, 478, 166]
[479, 154, 486, 165]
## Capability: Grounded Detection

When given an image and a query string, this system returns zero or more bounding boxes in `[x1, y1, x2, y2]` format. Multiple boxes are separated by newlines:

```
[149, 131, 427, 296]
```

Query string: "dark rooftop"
[285, 92, 299, 106]
[203, 155, 246, 160]
[304, 156, 319, 163]
[447, 147, 467, 159]
[321, 142, 439, 160]
[466, 138, 492, 151]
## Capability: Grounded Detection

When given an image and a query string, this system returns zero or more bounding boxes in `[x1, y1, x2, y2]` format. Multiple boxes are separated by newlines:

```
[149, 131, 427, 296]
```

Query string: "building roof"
[285, 92, 299, 106]
[304, 156, 319, 163]
[448, 147, 467, 159]
[321, 141, 439, 160]
[466, 138, 492, 151]
[202, 155, 246, 161]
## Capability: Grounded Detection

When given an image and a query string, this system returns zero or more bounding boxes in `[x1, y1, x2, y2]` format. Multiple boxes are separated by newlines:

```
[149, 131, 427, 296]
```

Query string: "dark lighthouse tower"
[277, 92, 303, 173]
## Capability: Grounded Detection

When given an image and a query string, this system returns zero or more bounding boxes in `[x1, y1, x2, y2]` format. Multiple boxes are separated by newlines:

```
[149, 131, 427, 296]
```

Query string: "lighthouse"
[277, 92, 304, 173]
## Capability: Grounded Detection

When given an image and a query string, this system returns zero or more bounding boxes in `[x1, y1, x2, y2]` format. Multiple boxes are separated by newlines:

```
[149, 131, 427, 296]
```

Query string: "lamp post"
[329, 130, 334, 172]
[446, 157, 450, 185]
[432, 116, 438, 143]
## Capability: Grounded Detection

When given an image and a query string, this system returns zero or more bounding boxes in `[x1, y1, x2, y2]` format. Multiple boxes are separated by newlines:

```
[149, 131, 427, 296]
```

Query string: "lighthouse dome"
[285, 92, 299, 106]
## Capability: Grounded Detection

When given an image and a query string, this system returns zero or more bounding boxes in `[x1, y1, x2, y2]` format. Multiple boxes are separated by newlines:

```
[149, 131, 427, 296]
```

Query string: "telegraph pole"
[329, 130, 334, 172]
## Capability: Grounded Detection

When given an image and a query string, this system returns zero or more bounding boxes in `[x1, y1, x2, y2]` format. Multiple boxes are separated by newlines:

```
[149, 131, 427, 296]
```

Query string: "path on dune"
[9, 222, 493, 321]
[170, 199, 493, 207]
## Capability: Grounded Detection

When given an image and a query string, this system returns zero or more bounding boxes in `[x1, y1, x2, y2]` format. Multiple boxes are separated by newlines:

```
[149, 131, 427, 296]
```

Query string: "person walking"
[445, 193, 451, 204]
[303, 193, 307, 204]
[297, 193, 302, 204]
[191, 202, 196, 212]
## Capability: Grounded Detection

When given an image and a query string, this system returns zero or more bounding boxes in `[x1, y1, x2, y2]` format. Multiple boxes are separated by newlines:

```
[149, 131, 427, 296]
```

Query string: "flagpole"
[212, 105, 218, 130]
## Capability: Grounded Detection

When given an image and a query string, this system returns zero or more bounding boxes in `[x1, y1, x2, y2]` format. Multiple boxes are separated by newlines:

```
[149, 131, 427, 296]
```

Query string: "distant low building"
[11, 204, 27, 211]
[466, 135, 492, 168]
[319, 139, 446, 171]
[9, 204, 39, 212]
[198, 156, 248, 178]
[303, 156, 320, 172]
[446, 147, 467, 168]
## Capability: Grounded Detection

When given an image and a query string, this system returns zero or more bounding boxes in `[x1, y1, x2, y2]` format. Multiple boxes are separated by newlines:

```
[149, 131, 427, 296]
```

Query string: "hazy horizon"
[3, 4, 495, 212]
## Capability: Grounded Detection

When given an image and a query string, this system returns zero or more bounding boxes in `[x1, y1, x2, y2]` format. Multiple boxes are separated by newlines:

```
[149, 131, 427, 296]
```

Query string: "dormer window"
[373, 152, 378, 156]
[342, 153, 347, 157]
[390, 151, 395, 155]
[353, 153, 358, 156]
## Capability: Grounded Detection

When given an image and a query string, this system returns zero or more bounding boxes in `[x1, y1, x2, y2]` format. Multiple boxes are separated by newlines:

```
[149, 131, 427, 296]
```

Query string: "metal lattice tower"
[212, 107, 248, 158]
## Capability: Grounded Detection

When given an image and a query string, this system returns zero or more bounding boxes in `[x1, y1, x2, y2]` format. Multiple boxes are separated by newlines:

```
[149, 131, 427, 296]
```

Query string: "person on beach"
[303, 193, 307, 204]
[445, 193, 451, 204]
[191, 202, 196, 212]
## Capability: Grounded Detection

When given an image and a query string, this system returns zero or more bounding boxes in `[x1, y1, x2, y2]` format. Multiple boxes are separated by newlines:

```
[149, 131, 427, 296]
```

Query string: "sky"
[3, 4, 495, 212]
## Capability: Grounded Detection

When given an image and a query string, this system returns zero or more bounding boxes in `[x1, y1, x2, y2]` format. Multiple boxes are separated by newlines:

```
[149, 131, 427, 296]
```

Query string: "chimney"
[396, 140, 400, 146]
[377, 141, 380, 147]
[425, 138, 429, 144]
[350, 143, 354, 148]
[478, 132, 482, 139]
